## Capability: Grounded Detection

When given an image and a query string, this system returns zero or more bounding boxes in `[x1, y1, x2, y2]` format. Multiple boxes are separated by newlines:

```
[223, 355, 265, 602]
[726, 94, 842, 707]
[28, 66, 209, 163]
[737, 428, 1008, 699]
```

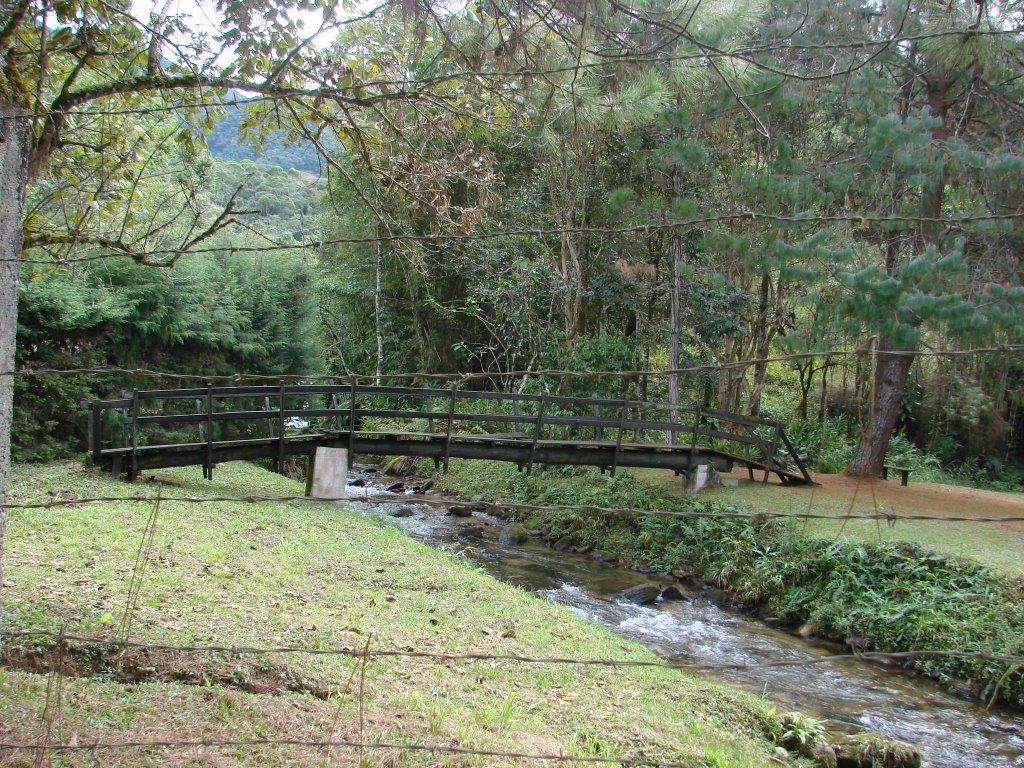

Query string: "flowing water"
[344, 469, 1024, 768]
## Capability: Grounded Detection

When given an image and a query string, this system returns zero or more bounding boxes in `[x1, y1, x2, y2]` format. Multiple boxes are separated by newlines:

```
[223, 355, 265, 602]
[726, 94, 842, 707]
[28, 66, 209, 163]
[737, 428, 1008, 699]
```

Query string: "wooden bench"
[882, 464, 913, 486]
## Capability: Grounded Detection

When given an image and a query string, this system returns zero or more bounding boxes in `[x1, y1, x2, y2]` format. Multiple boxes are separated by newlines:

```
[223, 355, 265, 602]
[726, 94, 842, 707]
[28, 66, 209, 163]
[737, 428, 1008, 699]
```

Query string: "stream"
[343, 468, 1024, 768]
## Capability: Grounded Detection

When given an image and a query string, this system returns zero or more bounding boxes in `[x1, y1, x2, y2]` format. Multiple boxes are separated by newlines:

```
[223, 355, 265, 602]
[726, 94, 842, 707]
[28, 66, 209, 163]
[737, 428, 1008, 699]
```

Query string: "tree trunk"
[846, 339, 913, 477]
[744, 271, 772, 417]
[0, 102, 29, 632]
[374, 236, 384, 386]
[667, 179, 683, 444]
[717, 337, 743, 415]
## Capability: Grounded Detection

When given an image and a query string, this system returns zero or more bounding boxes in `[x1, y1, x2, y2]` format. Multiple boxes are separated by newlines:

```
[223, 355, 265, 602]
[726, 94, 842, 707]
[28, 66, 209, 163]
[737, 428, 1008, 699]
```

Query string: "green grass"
[1, 459, 788, 768]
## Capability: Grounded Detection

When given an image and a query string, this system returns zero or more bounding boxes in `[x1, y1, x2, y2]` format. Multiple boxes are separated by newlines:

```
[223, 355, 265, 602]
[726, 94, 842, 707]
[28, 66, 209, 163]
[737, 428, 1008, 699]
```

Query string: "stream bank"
[351, 459, 1024, 767]
[422, 459, 1024, 711]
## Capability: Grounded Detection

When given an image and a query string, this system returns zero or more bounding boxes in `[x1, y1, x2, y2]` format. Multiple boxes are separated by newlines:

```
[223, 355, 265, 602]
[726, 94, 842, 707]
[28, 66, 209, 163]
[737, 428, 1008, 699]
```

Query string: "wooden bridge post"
[276, 381, 286, 475]
[330, 393, 342, 431]
[204, 384, 214, 480]
[129, 389, 140, 482]
[443, 385, 457, 472]
[119, 391, 129, 450]
[527, 393, 545, 475]
[264, 396, 275, 438]
[87, 401, 102, 464]
[690, 404, 702, 453]
[779, 427, 813, 485]
[610, 399, 627, 477]
[347, 379, 356, 468]
[762, 422, 780, 485]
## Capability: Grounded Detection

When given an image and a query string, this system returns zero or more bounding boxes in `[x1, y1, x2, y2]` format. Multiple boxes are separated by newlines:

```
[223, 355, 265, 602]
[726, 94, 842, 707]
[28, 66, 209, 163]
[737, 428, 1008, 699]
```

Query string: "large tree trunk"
[0, 102, 29, 632]
[846, 339, 913, 477]
[846, 59, 950, 479]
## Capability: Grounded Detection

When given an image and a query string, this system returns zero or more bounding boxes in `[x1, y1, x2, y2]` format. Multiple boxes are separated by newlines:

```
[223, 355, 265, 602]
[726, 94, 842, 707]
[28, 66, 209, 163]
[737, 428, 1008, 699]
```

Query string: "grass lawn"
[0, 460, 788, 768]
[632, 468, 1024, 576]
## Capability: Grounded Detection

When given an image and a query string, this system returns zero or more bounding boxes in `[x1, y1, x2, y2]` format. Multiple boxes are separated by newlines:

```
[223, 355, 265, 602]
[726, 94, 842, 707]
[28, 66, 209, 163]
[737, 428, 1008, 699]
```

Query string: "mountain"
[204, 93, 325, 174]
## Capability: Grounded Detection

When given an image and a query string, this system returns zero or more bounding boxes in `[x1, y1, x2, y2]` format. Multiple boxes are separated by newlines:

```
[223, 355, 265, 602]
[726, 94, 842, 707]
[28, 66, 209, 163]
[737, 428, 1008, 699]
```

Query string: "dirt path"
[677, 469, 1024, 574]
[787, 472, 1024, 522]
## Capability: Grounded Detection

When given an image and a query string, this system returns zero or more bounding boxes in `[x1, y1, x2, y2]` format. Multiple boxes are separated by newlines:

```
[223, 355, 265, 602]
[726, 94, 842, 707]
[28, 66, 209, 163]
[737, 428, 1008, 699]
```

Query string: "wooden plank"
[697, 406, 769, 429]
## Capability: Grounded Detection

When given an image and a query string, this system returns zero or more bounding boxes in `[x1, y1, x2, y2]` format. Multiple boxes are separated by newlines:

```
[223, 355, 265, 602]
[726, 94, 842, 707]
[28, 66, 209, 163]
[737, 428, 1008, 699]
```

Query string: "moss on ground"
[431, 460, 1024, 709]
[1, 460, 791, 768]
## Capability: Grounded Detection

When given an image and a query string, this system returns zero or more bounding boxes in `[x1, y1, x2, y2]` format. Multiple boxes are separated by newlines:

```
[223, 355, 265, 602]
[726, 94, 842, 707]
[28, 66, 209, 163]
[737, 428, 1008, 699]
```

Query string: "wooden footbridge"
[84, 384, 813, 487]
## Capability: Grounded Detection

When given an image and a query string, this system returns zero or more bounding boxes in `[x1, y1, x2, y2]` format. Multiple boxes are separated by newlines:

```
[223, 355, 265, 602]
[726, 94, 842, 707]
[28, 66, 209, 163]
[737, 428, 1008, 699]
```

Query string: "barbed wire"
[5, 491, 1024, 525]
[5, 345, 1024, 381]
[0, 734, 697, 765]
[0, 23, 1018, 125]
[10, 209, 1024, 265]
[4, 630, 1023, 671]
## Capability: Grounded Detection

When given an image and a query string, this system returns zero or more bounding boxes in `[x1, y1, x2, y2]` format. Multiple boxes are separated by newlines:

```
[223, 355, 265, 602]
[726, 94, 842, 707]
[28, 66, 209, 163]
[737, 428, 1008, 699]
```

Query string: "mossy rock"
[835, 734, 922, 768]
[500, 523, 529, 544]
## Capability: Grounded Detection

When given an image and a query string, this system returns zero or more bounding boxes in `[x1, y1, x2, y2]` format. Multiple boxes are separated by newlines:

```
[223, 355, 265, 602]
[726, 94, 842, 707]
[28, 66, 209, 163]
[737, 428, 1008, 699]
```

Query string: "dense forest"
[4, 0, 1023, 487]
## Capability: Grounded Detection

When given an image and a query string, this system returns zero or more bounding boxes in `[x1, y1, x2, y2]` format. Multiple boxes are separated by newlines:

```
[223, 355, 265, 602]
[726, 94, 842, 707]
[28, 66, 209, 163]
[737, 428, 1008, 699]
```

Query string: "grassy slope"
[431, 460, 1024, 709]
[634, 469, 1024, 575]
[1, 460, 787, 768]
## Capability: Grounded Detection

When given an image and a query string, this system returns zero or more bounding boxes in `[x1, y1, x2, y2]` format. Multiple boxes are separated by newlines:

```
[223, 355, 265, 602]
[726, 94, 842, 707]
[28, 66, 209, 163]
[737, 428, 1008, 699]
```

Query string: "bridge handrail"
[83, 383, 812, 485]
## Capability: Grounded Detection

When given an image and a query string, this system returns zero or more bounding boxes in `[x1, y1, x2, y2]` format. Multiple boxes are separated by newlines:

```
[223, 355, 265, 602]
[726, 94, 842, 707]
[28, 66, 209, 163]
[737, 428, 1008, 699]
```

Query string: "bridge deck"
[85, 384, 813, 486]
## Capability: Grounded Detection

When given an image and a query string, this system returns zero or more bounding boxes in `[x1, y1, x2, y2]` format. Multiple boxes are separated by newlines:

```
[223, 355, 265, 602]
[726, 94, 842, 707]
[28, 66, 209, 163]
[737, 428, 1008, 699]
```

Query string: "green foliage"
[15, 248, 318, 460]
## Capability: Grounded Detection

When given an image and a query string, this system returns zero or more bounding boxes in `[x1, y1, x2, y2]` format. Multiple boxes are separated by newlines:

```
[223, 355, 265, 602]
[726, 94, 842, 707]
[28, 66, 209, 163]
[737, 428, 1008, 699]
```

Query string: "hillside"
[204, 93, 325, 174]
[1, 460, 788, 767]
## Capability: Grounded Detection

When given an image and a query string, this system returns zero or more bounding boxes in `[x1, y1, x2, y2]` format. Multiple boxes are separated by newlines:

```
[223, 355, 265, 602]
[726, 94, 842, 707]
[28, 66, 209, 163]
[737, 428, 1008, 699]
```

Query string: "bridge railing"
[84, 384, 812, 484]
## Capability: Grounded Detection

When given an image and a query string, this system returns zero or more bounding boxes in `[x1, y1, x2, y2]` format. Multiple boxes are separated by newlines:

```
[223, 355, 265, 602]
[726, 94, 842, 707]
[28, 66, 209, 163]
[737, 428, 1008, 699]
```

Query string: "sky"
[132, 0, 346, 62]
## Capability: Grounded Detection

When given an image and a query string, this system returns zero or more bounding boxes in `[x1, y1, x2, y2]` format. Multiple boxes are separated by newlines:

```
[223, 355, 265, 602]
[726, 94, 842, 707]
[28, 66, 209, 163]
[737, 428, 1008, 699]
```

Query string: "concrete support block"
[309, 447, 348, 499]
[686, 464, 721, 493]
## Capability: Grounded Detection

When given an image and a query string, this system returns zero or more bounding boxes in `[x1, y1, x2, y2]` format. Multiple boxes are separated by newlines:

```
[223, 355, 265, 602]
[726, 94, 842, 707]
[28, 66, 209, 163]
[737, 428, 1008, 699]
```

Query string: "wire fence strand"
[5, 344, 1024, 380]
[5, 491, 1024, 525]
[0, 734, 699, 765]
[4, 630, 1023, 671]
